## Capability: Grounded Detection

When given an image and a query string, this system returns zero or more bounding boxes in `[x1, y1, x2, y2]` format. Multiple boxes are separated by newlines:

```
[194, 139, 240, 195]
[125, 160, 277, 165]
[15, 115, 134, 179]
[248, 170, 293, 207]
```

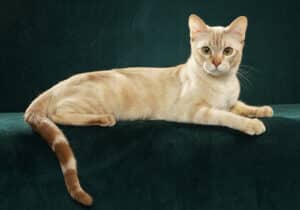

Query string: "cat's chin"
[203, 68, 229, 77]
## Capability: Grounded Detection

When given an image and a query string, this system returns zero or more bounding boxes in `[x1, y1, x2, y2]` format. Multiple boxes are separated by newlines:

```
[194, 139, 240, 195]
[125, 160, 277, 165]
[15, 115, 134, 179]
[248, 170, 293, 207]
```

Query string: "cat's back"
[59, 66, 177, 88]
[55, 66, 183, 97]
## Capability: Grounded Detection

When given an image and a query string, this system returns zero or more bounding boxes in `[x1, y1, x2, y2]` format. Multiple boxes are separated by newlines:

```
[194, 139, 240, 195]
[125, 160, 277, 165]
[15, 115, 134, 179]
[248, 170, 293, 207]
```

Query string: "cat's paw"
[98, 115, 116, 127]
[255, 106, 273, 118]
[242, 118, 266, 135]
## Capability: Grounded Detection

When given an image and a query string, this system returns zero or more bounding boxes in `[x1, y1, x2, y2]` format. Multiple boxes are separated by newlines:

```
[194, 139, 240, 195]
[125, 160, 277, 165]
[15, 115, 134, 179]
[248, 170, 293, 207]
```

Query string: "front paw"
[242, 118, 266, 136]
[255, 106, 273, 118]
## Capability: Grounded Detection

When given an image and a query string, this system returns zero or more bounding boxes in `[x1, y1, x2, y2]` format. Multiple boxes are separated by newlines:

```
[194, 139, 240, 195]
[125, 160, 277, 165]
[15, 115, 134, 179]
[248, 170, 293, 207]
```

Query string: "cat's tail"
[24, 91, 93, 206]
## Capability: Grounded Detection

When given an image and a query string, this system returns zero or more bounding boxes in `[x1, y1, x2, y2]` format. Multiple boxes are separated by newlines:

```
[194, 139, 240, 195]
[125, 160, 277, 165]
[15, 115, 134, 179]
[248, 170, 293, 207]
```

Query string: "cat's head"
[188, 14, 247, 77]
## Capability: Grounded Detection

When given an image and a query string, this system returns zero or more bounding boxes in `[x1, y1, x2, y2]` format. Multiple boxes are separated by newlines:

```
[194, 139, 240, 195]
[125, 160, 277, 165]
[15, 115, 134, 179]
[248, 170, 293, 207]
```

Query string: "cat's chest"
[204, 86, 239, 110]
[206, 79, 240, 110]
[183, 78, 240, 111]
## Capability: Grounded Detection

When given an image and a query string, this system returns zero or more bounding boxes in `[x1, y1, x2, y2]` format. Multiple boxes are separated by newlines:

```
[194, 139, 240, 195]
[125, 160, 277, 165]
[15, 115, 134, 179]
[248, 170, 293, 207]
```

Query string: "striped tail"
[24, 92, 93, 206]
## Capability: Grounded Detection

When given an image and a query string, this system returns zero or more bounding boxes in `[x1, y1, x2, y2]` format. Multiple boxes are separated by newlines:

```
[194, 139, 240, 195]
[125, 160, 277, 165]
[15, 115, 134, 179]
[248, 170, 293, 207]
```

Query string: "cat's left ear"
[226, 16, 248, 41]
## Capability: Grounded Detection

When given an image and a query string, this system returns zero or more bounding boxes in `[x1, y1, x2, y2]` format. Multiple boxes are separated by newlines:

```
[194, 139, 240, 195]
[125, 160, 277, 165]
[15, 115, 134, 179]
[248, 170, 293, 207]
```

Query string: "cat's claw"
[242, 118, 266, 135]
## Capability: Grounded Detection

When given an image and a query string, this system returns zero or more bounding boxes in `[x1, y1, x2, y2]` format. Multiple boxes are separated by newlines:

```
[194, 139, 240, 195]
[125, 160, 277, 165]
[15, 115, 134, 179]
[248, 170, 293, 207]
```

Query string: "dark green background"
[1, 2, 300, 209]
[1, 0, 299, 112]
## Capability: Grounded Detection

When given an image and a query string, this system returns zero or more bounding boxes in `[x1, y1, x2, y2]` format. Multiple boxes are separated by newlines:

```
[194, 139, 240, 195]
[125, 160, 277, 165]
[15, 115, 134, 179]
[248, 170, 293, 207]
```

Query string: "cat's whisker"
[239, 65, 257, 76]
[237, 70, 253, 91]
[237, 73, 247, 87]
[239, 71, 253, 86]
[239, 69, 252, 78]
[239, 68, 256, 75]
[240, 64, 261, 74]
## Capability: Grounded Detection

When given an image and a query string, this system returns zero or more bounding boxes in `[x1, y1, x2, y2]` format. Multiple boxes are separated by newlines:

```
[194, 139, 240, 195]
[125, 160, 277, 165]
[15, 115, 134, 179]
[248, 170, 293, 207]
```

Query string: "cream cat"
[24, 14, 273, 206]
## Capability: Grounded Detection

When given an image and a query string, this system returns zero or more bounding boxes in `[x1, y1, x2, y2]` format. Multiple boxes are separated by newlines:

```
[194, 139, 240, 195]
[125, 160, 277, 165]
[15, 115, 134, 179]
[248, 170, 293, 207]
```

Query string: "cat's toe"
[255, 106, 273, 118]
[243, 118, 266, 135]
[98, 115, 116, 127]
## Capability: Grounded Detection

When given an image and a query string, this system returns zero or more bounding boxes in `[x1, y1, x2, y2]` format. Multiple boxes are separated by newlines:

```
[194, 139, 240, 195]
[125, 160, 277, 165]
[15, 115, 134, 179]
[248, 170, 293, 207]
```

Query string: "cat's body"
[46, 60, 239, 123]
[24, 14, 273, 206]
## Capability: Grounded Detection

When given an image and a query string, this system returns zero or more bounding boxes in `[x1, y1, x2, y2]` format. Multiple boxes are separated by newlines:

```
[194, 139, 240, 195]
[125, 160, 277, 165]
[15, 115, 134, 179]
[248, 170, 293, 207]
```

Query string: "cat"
[24, 14, 273, 206]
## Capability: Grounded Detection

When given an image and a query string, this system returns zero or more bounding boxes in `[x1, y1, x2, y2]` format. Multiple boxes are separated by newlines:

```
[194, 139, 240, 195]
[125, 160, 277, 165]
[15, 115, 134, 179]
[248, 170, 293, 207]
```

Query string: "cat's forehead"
[209, 26, 226, 31]
[195, 26, 242, 50]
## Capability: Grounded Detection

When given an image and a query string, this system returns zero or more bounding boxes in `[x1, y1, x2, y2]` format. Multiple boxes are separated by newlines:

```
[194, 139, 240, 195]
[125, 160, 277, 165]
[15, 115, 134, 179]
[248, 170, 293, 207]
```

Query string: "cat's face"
[189, 15, 247, 77]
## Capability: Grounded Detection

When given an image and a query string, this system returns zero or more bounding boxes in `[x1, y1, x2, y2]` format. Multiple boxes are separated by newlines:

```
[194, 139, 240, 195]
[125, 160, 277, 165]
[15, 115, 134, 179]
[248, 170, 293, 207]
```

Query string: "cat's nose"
[212, 58, 222, 67]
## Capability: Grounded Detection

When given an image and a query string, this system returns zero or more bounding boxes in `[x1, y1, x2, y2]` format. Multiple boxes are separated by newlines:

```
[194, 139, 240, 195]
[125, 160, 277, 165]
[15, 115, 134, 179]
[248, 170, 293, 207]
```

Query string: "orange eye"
[201, 46, 211, 55]
[223, 47, 233, 56]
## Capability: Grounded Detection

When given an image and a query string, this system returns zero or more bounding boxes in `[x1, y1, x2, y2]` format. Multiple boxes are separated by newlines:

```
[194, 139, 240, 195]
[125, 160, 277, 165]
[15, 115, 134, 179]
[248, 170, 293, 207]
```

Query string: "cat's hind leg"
[51, 113, 116, 127]
[49, 101, 116, 127]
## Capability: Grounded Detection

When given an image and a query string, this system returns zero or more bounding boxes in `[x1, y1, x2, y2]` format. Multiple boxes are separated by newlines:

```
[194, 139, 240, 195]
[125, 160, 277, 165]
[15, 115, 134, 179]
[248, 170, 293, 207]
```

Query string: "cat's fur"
[24, 14, 273, 206]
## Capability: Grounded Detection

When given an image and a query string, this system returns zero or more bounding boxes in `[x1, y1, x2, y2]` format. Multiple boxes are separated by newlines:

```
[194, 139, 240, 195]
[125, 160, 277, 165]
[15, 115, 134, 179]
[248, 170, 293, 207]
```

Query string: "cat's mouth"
[203, 66, 224, 77]
[203, 63, 229, 77]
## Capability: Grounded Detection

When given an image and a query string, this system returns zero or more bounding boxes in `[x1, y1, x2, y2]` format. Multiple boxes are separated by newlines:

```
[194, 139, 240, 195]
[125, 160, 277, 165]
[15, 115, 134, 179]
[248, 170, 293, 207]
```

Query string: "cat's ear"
[226, 16, 248, 41]
[188, 14, 208, 40]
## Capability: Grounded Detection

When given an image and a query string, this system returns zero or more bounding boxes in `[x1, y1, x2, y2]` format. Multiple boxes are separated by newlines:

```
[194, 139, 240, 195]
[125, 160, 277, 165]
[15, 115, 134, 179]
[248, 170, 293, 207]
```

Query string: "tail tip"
[73, 190, 93, 206]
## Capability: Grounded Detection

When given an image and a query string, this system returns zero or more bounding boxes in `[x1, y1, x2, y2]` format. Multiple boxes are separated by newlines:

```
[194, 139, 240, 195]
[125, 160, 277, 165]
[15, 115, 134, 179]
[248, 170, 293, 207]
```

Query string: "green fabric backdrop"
[1, 1, 300, 209]
[0, 0, 300, 112]
[1, 105, 300, 209]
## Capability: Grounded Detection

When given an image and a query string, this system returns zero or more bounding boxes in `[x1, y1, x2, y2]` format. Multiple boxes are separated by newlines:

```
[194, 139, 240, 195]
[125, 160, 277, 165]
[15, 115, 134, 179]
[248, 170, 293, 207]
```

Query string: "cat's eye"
[201, 46, 211, 55]
[223, 47, 233, 56]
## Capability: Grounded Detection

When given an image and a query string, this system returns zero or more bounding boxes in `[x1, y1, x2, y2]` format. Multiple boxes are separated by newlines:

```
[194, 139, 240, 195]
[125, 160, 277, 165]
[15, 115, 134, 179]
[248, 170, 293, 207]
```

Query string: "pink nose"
[212, 58, 222, 67]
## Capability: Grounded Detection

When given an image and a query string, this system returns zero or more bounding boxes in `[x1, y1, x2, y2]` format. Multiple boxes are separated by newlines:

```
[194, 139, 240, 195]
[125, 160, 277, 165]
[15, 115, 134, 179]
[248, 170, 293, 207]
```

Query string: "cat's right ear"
[188, 14, 208, 40]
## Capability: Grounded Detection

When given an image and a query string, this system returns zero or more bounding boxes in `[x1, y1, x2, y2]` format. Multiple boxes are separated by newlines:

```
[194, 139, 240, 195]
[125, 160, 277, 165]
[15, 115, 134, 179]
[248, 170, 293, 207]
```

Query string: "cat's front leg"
[181, 106, 266, 135]
[230, 101, 273, 118]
